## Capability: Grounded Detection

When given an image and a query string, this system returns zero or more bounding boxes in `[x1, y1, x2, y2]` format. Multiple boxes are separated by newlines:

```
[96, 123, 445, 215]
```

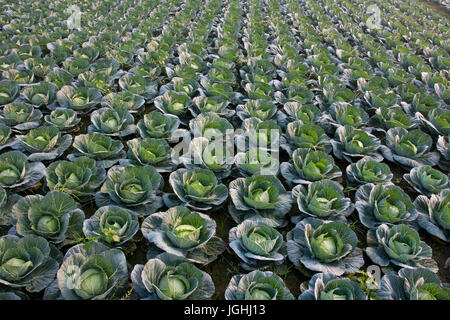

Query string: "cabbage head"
[291, 180, 353, 223]
[229, 220, 286, 270]
[95, 165, 163, 216]
[0, 151, 45, 191]
[380, 128, 440, 168]
[355, 183, 417, 228]
[44, 108, 80, 131]
[141, 206, 225, 265]
[164, 168, 228, 211]
[131, 253, 215, 300]
[45, 156, 106, 202]
[68, 133, 125, 168]
[377, 268, 449, 300]
[346, 156, 393, 186]
[54, 242, 128, 300]
[83, 206, 139, 246]
[299, 272, 366, 300]
[287, 217, 364, 276]
[229, 175, 292, 228]
[0, 235, 59, 292]
[15, 126, 72, 161]
[403, 165, 449, 196]
[13, 191, 84, 245]
[281, 148, 341, 185]
[331, 125, 382, 162]
[126, 138, 176, 172]
[415, 190, 449, 242]
[366, 223, 437, 272]
[225, 270, 294, 300]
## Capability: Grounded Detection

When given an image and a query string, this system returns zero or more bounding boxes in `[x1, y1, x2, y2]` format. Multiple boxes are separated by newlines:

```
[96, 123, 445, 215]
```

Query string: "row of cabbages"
[0, 0, 449, 300]
[0, 200, 448, 300]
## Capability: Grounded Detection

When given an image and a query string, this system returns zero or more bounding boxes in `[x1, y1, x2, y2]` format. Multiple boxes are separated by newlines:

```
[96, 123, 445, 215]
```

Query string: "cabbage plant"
[24, 56, 56, 78]
[225, 270, 294, 300]
[56, 85, 102, 114]
[0, 80, 19, 104]
[131, 253, 215, 300]
[189, 112, 234, 140]
[76, 71, 114, 94]
[291, 180, 353, 223]
[281, 120, 331, 154]
[12, 191, 84, 245]
[244, 83, 273, 101]
[83, 206, 139, 246]
[377, 268, 449, 300]
[229, 175, 292, 228]
[403, 165, 449, 196]
[68, 133, 125, 168]
[45, 156, 106, 202]
[417, 108, 450, 136]
[369, 106, 415, 132]
[164, 77, 200, 98]
[164, 168, 228, 211]
[406, 93, 443, 117]
[190, 96, 234, 118]
[0, 102, 42, 132]
[73, 46, 99, 62]
[0, 151, 45, 191]
[0, 235, 59, 292]
[2, 69, 35, 85]
[181, 137, 234, 179]
[319, 102, 369, 133]
[234, 148, 279, 177]
[287, 217, 364, 276]
[0, 54, 22, 73]
[275, 85, 314, 104]
[346, 156, 393, 186]
[53, 242, 128, 300]
[355, 183, 417, 228]
[331, 125, 382, 162]
[44, 68, 74, 89]
[63, 57, 90, 77]
[154, 91, 191, 120]
[414, 190, 449, 242]
[118, 73, 158, 100]
[95, 165, 163, 216]
[366, 224, 437, 272]
[236, 118, 281, 152]
[380, 128, 440, 168]
[236, 99, 277, 121]
[88, 106, 136, 137]
[44, 108, 80, 131]
[15, 126, 72, 161]
[21, 82, 57, 108]
[125, 138, 176, 172]
[321, 81, 355, 107]
[229, 220, 286, 270]
[101, 91, 145, 113]
[364, 90, 400, 110]
[397, 83, 424, 104]
[141, 206, 226, 265]
[299, 272, 366, 300]
[137, 111, 181, 140]
[276, 102, 321, 129]
[281, 148, 341, 185]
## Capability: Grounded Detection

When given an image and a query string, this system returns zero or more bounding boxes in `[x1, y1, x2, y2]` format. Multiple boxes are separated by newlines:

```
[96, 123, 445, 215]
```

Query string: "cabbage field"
[0, 0, 449, 301]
